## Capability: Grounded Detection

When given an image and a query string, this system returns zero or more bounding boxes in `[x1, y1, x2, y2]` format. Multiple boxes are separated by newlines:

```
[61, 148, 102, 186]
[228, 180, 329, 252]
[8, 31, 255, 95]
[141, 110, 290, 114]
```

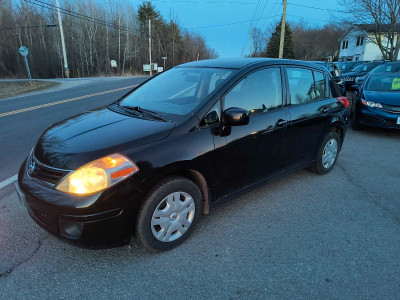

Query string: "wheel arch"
[140, 165, 212, 215]
[328, 123, 344, 150]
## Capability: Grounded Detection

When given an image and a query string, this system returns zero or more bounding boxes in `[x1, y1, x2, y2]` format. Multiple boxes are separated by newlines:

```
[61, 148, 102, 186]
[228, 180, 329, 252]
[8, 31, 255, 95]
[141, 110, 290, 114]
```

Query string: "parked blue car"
[351, 73, 400, 130]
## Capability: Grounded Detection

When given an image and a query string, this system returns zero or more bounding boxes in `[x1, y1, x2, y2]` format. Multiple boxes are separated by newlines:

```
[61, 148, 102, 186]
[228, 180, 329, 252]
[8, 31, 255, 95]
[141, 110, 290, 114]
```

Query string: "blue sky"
[151, 0, 341, 57]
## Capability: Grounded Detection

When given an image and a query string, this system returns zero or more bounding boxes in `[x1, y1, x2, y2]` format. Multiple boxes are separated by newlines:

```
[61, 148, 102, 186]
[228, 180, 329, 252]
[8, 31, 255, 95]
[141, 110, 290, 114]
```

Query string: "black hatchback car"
[16, 58, 349, 251]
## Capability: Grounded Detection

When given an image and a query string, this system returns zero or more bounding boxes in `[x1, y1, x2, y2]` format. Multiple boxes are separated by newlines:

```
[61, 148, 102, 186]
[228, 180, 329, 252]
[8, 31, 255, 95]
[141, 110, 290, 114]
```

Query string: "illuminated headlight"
[361, 99, 383, 109]
[56, 154, 138, 195]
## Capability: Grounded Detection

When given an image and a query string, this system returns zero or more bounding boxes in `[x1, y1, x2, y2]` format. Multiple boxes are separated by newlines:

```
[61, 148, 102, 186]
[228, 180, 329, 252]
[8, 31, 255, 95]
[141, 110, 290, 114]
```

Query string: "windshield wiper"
[119, 104, 166, 122]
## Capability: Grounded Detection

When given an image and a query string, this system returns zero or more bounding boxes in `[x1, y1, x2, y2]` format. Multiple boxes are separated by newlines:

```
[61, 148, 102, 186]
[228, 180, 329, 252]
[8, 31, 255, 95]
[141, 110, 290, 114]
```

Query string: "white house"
[338, 24, 399, 61]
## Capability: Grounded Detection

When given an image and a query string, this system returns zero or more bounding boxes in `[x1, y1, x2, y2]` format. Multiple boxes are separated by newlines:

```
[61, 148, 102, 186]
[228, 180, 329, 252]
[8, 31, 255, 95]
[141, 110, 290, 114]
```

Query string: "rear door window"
[287, 68, 316, 105]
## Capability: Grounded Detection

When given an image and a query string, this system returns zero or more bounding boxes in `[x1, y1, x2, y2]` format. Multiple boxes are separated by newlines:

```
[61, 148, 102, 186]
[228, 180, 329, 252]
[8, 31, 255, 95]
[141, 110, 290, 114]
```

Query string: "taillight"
[337, 96, 349, 109]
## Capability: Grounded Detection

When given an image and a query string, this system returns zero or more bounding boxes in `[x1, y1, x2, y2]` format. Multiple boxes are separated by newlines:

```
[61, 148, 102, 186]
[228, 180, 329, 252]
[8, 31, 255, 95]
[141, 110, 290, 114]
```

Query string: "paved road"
[0, 77, 147, 198]
[0, 81, 400, 298]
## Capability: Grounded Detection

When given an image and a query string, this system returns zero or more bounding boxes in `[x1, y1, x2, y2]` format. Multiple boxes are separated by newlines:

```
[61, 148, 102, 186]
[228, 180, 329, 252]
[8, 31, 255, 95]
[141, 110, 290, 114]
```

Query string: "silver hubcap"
[322, 138, 338, 169]
[151, 191, 195, 242]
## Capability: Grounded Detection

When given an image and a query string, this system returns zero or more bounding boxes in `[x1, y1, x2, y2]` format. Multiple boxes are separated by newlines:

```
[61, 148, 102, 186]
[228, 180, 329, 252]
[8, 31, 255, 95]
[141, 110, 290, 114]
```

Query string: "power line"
[153, 0, 258, 3]
[253, 0, 270, 29]
[259, 1, 281, 29]
[24, 0, 135, 33]
[240, 0, 263, 56]
[185, 14, 281, 30]
[279, 2, 347, 13]
[0, 24, 56, 31]
[287, 14, 332, 23]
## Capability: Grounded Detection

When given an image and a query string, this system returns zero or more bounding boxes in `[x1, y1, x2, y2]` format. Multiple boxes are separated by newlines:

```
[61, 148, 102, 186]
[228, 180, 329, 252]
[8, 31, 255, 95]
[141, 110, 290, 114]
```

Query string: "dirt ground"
[0, 81, 60, 100]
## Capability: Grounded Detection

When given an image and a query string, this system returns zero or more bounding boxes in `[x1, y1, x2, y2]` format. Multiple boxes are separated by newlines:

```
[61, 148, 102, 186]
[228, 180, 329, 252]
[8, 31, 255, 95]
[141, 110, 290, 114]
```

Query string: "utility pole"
[149, 19, 152, 76]
[56, 0, 69, 78]
[162, 56, 167, 70]
[279, 0, 288, 59]
[118, 16, 121, 67]
[249, 24, 252, 58]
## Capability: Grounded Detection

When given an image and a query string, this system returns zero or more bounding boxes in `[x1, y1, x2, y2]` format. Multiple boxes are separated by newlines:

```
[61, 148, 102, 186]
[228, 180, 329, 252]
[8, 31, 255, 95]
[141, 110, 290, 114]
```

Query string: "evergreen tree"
[265, 21, 295, 58]
[138, 1, 161, 25]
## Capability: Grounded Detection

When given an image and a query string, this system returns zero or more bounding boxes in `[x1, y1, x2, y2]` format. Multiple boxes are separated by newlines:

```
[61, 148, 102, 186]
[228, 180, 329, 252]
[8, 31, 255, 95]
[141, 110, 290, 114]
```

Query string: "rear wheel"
[310, 132, 340, 175]
[135, 176, 203, 252]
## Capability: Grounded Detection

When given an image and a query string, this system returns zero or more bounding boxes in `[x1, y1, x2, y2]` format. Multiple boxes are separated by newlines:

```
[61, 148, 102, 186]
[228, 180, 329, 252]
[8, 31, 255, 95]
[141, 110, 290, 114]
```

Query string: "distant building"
[338, 24, 399, 61]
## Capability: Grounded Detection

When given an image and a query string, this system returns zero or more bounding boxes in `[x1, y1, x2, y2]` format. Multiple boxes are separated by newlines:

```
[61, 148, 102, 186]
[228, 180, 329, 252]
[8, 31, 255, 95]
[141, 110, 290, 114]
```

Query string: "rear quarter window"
[314, 71, 326, 100]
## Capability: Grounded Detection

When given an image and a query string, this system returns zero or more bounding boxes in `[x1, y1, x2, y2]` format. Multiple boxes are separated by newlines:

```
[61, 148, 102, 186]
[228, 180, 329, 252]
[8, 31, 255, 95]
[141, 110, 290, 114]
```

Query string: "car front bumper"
[359, 106, 400, 129]
[17, 159, 143, 249]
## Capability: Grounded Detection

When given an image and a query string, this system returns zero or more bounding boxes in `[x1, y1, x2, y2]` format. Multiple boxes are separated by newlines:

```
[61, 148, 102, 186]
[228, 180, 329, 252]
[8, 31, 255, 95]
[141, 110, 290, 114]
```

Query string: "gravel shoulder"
[0, 81, 60, 100]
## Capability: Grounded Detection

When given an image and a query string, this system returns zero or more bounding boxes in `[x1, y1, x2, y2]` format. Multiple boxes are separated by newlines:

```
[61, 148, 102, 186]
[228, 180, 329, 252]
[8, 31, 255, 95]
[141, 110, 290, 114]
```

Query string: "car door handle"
[322, 107, 330, 114]
[275, 119, 288, 127]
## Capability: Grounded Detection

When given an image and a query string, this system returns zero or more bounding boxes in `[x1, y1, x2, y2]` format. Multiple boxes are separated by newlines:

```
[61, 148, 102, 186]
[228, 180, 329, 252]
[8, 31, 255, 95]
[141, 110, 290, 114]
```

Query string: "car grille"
[385, 120, 400, 128]
[28, 206, 58, 233]
[27, 155, 71, 187]
[359, 114, 383, 125]
[381, 104, 400, 114]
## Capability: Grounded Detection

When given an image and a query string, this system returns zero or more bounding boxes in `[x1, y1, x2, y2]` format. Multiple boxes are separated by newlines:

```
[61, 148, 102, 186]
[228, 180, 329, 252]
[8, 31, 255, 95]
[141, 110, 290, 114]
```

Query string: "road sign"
[162, 57, 167, 60]
[18, 46, 29, 57]
[157, 67, 164, 72]
[152, 63, 158, 70]
[143, 64, 151, 72]
[18, 46, 31, 79]
[110, 60, 117, 68]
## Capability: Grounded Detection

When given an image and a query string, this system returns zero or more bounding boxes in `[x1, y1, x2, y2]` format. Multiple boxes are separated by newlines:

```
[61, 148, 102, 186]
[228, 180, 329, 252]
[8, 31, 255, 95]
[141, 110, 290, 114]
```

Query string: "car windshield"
[337, 62, 356, 71]
[366, 74, 400, 92]
[371, 63, 400, 74]
[352, 63, 378, 72]
[119, 67, 235, 116]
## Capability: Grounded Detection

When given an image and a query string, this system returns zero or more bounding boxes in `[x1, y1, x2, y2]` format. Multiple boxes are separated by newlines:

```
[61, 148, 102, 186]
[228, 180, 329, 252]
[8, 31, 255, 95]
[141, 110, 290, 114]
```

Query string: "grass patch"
[0, 80, 60, 100]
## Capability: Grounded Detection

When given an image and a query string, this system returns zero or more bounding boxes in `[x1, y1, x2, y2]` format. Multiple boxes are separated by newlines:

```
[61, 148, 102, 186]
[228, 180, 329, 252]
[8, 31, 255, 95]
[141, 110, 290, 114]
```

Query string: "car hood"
[363, 91, 400, 105]
[343, 71, 368, 77]
[34, 107, 175, 169]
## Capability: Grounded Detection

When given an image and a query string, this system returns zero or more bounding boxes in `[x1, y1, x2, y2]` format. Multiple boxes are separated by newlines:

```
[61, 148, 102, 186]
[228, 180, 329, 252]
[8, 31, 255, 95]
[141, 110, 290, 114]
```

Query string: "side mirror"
[350, 84, 360, 92]
[223, 108, 249, 126]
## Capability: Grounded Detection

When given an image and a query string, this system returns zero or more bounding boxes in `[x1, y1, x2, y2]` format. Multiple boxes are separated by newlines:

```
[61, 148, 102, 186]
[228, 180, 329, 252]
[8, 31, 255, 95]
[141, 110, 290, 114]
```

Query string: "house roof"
[356, 23, 396, 32]
[339, 23, 400, 41]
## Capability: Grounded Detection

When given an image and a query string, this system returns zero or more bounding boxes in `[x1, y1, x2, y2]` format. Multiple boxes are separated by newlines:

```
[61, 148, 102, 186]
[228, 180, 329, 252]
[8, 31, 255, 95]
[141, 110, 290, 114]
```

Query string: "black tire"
[135, 176, 203, 252]
[309, 132, 341, 175]
[351, 109, 363, 130]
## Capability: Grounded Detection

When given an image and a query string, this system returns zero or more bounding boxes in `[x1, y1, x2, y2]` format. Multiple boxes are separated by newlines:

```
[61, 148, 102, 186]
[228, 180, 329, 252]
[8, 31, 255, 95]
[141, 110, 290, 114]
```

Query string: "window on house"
[342, 41, 346, 49]
[346, 41, 349, 48]
[356, 36, 364, 47]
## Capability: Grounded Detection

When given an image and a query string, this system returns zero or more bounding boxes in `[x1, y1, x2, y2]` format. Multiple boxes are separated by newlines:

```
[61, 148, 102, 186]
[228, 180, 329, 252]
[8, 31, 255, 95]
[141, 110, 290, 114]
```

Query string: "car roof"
[309, 61, 329, 64]
[177, 58, 327, 71]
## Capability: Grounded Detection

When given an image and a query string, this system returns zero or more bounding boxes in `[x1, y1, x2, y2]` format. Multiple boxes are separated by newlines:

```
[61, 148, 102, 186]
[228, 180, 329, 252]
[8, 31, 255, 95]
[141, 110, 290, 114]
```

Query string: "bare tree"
[0, 0, 217, 78]
[340, 0, 400, 60]
[251, 27, 268, 57]
[292, 22, 345, 60]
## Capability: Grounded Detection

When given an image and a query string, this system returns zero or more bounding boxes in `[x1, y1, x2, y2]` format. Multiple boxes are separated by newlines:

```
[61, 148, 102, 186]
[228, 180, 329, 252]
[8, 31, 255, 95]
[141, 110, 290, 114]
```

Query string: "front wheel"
[135, 176, 203, 252]
[310, 132, 340, 175]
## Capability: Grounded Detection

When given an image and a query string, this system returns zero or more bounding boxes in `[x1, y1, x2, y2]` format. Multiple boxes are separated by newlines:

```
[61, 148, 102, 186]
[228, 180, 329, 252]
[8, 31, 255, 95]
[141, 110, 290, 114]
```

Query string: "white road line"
[0, 174, 18, 190]
[0, 84, 138, 118]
